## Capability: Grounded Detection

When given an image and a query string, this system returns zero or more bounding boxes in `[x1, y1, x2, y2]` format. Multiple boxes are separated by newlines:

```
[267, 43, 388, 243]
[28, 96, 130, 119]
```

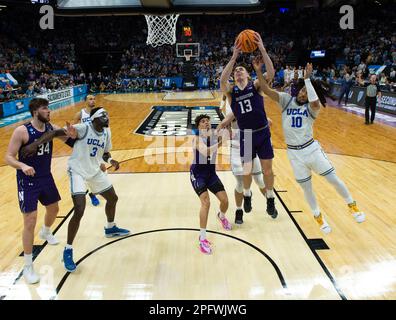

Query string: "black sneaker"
[266, 197, 278, 219]
[243, 192, 252, 213]
[235, 209, 244, 224]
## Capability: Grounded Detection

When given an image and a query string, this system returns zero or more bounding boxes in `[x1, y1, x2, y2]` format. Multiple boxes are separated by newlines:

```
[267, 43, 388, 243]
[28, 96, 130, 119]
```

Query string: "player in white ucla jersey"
[62, 107, 130, 272]
[260, 62, 365, 234]
[72, 94, 102, 206]
[220, 94, 267, 224]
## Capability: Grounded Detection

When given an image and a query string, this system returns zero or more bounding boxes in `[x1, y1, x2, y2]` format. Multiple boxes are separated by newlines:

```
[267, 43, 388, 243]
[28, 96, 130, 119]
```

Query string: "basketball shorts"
[231, 145, 262, 176]
[240, 127, 274, 162]
[17, 174, 61, 214]
[190, 170, 225, 197]
[286, 141, 335, 183]
[68, 168, 113, 196]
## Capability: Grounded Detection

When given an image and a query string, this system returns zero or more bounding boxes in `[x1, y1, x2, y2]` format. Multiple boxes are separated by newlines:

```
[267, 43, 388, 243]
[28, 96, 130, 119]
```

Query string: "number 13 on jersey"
[238, 99, 253, 114]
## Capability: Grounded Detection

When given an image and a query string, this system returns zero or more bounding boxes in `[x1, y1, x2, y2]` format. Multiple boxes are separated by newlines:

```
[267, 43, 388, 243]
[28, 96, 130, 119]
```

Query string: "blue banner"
[197, 76, 209, 88]
[73, 84, 88, 97]
[0, 85, 88, 120]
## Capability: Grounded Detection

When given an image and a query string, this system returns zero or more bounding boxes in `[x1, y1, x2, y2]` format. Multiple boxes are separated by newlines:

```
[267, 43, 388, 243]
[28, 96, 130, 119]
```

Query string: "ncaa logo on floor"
[135, 106, 223, 136]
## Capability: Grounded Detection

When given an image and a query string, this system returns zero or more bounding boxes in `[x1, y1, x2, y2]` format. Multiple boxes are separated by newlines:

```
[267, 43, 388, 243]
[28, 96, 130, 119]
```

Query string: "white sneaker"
[314, 213, 332, 234]
[353, 212, 366, 223]
[348, 202, 366, 223]
[23, 265, 40, 284]
[39, 229, 59, 245]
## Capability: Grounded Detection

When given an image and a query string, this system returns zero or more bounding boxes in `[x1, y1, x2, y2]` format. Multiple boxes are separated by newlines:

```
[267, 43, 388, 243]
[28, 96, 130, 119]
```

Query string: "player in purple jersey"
[5, 98, 70, 284]
[190, 114, 232, 254]
[218, 33, 278, 219]
[283, 70, 302, 97]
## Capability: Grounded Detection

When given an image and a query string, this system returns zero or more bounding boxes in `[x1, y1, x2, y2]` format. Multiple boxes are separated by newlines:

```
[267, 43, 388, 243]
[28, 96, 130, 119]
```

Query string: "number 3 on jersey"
[238, 99, 253, 114]
[90, 147, 98, 157]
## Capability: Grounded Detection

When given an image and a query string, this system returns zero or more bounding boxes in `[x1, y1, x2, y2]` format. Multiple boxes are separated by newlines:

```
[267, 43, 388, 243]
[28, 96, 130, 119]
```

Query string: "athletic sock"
[200, 229, 206, 241]
[243, 189, 251, 197]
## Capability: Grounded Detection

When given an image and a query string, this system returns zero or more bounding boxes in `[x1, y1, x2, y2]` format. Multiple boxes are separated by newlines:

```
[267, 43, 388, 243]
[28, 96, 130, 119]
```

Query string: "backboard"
[55, 0, 266, 16]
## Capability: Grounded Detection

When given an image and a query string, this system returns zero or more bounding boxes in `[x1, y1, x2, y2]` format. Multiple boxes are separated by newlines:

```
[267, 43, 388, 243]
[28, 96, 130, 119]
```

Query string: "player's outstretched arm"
[103, 152, 120, 171]
[19, 127, 67, 158]
[216, 112, 235, 131]
[252, 57, 280, 103]
[304, 63, 321, 112]
[220, 41, 241, 93]
[253, 32, 275, 81]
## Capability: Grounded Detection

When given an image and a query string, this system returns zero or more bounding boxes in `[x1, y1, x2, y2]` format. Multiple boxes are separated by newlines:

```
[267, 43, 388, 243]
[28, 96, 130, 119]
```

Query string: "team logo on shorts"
[135, 106, 224, 136]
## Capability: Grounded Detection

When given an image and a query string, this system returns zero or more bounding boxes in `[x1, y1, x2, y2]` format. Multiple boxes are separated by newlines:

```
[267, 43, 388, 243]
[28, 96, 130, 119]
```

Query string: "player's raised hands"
[232, 39, 242, 59]
[304, 63, 313, 79]
[253, 32, 266, 52]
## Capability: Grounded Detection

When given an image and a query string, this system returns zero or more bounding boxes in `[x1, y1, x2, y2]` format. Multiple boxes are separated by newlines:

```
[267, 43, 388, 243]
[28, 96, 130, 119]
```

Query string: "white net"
[145, 14, 180, 47]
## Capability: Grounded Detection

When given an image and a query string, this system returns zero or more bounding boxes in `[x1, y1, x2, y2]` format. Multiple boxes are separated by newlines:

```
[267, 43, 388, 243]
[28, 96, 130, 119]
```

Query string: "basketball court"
[0, 0, 395, 301]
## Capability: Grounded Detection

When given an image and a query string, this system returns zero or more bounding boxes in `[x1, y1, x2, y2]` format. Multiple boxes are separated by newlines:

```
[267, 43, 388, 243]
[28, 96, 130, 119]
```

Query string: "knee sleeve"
[324, 172, 353, 204]
[253, 173, 265, 189]
[299, 178, 320, 215]
[234, 175, 244, 193]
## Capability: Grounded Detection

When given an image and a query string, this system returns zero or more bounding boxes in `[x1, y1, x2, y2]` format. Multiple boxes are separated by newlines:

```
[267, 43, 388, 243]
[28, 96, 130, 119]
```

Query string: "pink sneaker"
[217, 213, 232, 230]
[199, 238, 212, 254]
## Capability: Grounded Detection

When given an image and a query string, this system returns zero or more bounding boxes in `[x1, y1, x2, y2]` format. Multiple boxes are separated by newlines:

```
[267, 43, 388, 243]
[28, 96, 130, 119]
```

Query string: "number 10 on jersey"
[291, 116, 302, 128]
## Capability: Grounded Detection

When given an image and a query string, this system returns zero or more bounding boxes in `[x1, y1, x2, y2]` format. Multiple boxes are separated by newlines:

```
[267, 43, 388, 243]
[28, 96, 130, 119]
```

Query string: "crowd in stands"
[0, 2, 395, 102]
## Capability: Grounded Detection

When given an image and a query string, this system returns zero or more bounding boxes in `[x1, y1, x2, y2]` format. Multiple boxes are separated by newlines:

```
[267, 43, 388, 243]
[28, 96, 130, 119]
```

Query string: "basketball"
[236, 29, 257, 53]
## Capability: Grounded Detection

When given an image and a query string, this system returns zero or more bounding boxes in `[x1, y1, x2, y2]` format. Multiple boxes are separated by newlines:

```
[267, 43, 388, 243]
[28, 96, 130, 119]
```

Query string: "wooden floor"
[0, 91, 395, 300]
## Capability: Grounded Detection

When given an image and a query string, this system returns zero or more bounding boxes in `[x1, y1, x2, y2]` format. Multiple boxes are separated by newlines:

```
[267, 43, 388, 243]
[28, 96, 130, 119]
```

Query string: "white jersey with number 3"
[68, 123, 112, 179]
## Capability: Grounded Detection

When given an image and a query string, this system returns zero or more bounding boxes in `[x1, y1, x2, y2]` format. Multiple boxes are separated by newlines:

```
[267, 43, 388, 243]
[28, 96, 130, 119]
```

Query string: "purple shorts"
[190, 170, 225, 197]
[240, 127, 274, 162]
[17, 174, 61, 214]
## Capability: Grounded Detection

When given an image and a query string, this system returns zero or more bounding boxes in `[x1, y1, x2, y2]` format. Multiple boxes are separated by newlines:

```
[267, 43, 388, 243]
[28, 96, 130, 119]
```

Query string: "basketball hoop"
[145, 14, 180, 47]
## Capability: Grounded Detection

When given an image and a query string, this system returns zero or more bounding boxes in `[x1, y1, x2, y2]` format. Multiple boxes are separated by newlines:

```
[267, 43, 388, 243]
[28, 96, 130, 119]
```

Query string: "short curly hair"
[194, 114, 210, 127]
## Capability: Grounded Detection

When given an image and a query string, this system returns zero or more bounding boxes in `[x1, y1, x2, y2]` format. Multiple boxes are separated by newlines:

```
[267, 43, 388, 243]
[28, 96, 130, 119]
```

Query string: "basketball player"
[220, 94, 267, 224]
[190, 114, 232, 255]
[218, 32, 278, 219]
[61, 107, 130, 271]
[22, 107, 130, 272]
[283, 70, 301, 97]
[72, 94, 101, 206]
[259, 62, 365, 233]
[5, 98, 66, 284]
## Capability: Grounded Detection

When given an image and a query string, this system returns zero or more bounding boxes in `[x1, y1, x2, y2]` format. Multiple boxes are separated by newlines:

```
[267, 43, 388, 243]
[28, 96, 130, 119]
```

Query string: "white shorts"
[286, 141, 334, 183]
[231, 146, 262, 176]
[68, 168, 113, 195]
